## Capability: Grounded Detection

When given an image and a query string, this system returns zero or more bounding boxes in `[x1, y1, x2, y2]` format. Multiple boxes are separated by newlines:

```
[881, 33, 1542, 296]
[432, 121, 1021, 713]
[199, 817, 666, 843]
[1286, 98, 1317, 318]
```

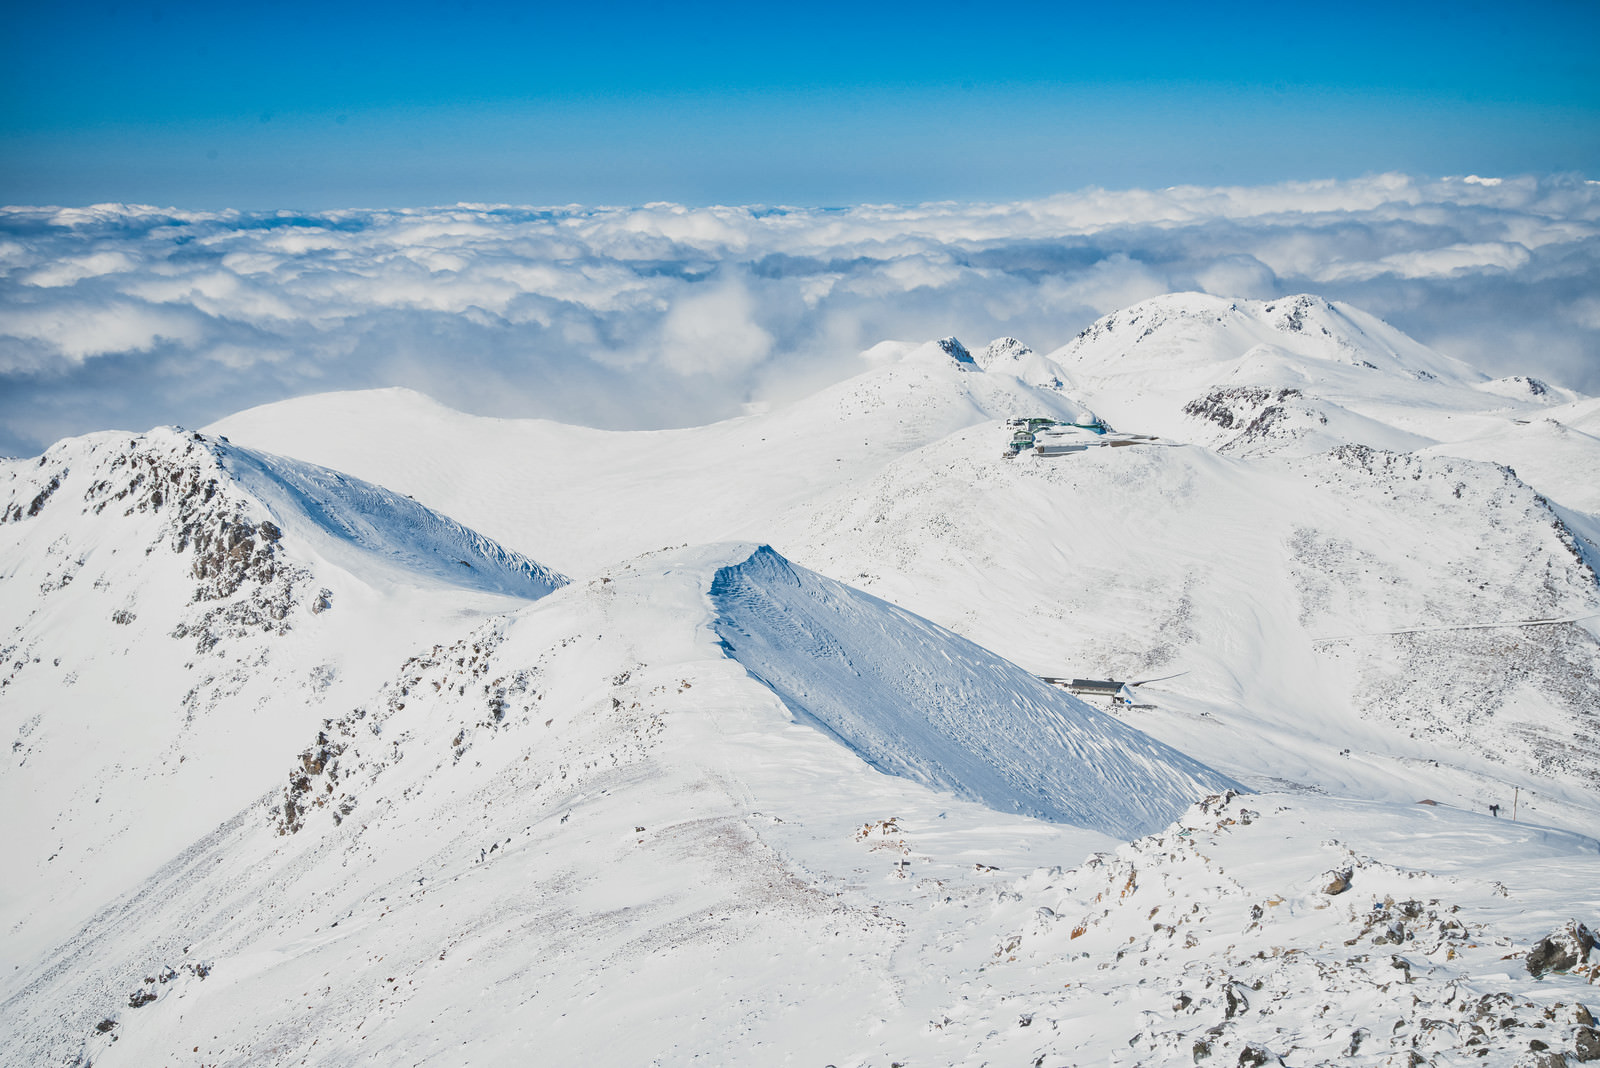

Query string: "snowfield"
[711, 544, 1239, 837]
[4, 293, 1599, 1066]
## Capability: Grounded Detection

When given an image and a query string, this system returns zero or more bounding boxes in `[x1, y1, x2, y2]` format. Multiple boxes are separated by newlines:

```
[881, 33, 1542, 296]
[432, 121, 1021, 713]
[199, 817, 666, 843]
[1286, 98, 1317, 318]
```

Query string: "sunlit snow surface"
[211, 303, 1600, 823]
[221, 441, 567, 599]
[711, 544, 1239, 837]
[4, 292, 1600, 1066]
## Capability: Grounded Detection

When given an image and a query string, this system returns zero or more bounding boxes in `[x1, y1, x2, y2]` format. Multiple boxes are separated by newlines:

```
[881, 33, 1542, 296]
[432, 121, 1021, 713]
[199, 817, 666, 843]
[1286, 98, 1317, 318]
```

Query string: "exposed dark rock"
[1182, 387, 1315, 453]
[1237, 1044, 1277, 1067]
[935, 336, 977, 369]
[1527, 922, 1595, 978]
[1345, 1028, 1370, 1056]
[1574, 1025, 1600, 1062]
[26, 475, 62, 519]
[1524, 1051, 1569, 1068]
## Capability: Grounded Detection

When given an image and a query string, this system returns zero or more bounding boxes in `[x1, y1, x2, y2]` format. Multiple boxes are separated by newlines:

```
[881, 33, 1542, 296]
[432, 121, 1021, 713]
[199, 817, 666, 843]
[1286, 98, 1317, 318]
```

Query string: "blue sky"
[3, 3, 1598, 457]
[3, 0, 1596, 208]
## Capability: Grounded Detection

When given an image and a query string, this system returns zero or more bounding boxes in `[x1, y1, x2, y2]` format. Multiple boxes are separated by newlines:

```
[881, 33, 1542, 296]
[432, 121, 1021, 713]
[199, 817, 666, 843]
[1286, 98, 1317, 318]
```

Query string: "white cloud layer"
[1, 173, 1597, 455]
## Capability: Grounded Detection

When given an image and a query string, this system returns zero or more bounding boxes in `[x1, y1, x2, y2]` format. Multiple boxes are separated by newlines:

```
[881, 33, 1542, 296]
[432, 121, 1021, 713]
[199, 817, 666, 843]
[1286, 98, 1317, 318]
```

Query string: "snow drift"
[218, 440, 568, 599]
[710, 545, 1239, 838]
[0, 426, 567, 602]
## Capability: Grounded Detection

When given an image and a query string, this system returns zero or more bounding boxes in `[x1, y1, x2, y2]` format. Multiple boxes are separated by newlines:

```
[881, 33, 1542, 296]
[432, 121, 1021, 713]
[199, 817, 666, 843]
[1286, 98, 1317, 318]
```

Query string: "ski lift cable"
[1311, 612, 1600, 645]
[1128, 671, 1189, 687]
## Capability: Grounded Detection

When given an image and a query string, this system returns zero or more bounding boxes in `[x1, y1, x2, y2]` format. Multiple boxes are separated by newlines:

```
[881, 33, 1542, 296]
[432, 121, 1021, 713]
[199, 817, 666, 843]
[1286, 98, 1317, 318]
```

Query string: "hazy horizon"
[3, 173, 1598, 457]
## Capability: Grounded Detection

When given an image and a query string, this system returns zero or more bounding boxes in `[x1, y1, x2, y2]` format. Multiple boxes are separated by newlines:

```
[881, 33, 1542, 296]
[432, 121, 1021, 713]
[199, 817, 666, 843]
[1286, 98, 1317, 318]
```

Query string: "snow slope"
[783, 424, 1600, 826]
[0, 427, 565, 964]
[218, 441, 566, 599]
[7, 290, 1599, 1066]
[209, 339, 1094, 577]
[5, 541, 1596, 1068]
[208, 300, 1600, 831]
[1425, 405, 1600, 517]
[710, 545, 1238, 837]
[2, 542, 1229, 1066]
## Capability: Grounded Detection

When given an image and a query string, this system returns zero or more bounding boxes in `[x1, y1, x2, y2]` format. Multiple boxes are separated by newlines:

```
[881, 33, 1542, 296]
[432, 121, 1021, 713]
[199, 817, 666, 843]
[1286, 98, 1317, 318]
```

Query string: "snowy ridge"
[1426, 411, 1600, 517]
[6, 288, 1600, 1066]
[1055, 293, 1481, 384]
[0, 426, 566, 966]
[219, 441, 568, 599]
[0, 544, 1126, 1067]
[710, 545, 1239, 838]
[1, 426, 568, 602]
[205, 301, 1600, 820]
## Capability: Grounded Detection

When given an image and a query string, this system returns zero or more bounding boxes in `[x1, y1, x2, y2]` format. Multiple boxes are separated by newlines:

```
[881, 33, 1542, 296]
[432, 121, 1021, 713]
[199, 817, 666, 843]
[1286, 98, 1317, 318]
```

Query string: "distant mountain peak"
[1058, 291, 1475, 383]
[976, 336, 1033, 370]
[934, 336, 978, 369]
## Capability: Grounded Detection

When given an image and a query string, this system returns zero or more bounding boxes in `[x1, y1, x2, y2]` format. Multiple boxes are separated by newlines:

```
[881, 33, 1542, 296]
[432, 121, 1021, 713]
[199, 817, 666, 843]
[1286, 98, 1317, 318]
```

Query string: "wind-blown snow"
[208, 296, 1600, 830]
[219, 440, 567, 599]
[0, 426, 566, 962]
[711, 545, 1239, 838]
[5, 285, 1600, 1067]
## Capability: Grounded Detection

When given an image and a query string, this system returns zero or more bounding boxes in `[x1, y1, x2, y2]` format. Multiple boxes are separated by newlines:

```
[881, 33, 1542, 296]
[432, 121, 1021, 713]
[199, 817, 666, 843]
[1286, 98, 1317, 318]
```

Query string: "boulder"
[1526, 922, 1596, 978]
[1322, 868, 1353, 895]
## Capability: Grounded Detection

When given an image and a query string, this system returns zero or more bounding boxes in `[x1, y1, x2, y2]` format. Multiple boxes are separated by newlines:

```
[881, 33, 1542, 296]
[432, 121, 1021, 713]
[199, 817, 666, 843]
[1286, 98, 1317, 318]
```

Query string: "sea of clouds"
[1, 173, 1597, 456]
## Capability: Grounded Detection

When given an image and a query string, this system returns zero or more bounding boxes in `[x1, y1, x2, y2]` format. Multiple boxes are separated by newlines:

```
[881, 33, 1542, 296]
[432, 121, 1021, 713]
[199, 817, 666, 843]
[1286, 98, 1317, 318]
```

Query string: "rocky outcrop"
[1528, 922, 1598, 980]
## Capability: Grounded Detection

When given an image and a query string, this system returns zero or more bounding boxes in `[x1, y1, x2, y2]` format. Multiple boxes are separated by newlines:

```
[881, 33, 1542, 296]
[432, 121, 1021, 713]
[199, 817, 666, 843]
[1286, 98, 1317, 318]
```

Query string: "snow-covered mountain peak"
[7, 286, 1600, 1066]
[969, 334, 1078, 393]
[935, 335, 978, 368]
[1026, 293, 1590, 459]
[976, 335, 1032, 369]
[2, 426, 299, 627]
[0, 426, 567, 963]
[2, 426, 567, 603]
[1475, 374, 1579, 404]
[889, 334, 980, 370]
[1054, 292, 1480, 385]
